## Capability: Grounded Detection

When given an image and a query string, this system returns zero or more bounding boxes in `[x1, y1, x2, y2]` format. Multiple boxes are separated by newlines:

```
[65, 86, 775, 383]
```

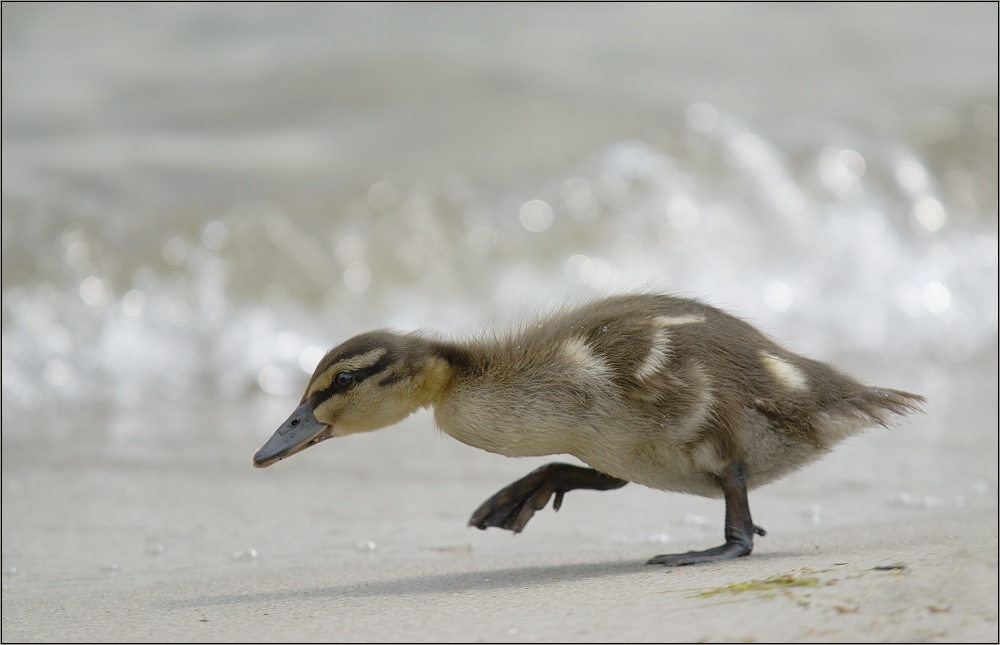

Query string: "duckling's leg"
[648, 460, 765, 566]
[469, 463, 627, 534]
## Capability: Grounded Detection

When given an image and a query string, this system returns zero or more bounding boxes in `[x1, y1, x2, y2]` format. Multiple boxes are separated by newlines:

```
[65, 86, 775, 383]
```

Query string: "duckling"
[253, 293, 923, 566]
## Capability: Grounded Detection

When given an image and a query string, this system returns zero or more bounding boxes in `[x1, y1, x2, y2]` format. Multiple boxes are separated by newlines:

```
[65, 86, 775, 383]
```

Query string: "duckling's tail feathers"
[831, 387, 926, 427]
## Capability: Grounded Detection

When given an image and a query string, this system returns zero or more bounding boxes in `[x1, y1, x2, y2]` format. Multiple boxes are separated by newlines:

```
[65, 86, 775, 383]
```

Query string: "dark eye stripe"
[310, 351, 396, 406]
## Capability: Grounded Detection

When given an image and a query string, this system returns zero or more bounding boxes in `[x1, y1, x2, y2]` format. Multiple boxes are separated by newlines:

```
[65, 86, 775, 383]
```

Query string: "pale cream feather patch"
[562, 337, 612, 381]
[635, 328, 671, 380]
[653, 313, 706, 326]
[760, 352, 809, 391]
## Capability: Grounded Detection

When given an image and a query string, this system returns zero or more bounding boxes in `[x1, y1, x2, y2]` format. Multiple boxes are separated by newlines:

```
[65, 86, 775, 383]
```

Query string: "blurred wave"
[2, 4, 997, 422]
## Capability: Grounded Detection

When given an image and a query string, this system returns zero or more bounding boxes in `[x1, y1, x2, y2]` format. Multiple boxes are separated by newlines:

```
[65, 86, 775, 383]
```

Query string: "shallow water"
[2, 3, 998, 591]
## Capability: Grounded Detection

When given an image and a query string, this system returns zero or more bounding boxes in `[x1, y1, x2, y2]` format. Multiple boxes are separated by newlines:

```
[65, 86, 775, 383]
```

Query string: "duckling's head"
[253, 330, 454, 468]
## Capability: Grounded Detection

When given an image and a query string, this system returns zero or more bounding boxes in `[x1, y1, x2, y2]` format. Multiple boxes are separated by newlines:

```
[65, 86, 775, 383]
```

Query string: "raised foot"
[647, 540, 753, 567]
[469, 472, 561, 533]
[469, 463, 627, 533]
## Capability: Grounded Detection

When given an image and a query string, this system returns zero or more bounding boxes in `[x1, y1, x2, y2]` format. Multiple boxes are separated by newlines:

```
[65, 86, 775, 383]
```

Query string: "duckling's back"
[433, 294, 922, 497]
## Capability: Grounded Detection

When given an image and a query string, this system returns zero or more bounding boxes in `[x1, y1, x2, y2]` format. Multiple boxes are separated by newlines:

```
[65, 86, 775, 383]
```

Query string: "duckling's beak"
[253, 401, 333, 468]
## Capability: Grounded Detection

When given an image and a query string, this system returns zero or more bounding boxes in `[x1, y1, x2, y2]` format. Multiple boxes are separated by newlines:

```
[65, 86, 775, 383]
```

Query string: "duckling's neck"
[412, 343, 464, 409]
[424, 337, 587, 458]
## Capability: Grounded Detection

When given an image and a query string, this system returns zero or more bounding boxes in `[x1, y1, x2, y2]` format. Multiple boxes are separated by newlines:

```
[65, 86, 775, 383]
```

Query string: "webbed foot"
[647, 541, 752, 566]
[647, 461, 763, 567]
[469, 463, 627, 533]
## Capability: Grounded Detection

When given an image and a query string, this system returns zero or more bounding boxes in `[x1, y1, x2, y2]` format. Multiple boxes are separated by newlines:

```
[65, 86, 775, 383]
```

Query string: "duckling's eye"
[334, 372, 354, 389]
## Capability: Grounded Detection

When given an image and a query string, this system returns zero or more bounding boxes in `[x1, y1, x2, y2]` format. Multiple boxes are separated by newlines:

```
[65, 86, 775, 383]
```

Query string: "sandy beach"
[3, 370, 997, 642]
[2, 509, 996, 643]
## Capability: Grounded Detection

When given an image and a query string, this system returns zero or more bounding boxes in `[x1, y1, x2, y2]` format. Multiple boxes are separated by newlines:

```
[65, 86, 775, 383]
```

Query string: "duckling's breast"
[433, 339, 618, 459]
